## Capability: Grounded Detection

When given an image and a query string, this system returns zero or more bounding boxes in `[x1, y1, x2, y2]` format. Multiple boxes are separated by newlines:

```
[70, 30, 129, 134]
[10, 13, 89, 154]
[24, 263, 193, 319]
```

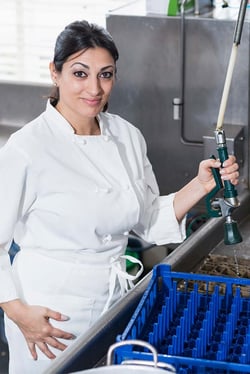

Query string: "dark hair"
[50, 20, 119, 107]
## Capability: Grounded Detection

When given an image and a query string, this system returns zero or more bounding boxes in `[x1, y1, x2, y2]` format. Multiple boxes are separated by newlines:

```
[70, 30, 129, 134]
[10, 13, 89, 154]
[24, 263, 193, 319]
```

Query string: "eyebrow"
[70, 62, 115, 71]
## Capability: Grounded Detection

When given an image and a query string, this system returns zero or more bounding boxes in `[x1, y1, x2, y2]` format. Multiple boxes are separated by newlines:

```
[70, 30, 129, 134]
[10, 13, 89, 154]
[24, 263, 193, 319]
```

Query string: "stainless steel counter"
[45, 190, 250, 373]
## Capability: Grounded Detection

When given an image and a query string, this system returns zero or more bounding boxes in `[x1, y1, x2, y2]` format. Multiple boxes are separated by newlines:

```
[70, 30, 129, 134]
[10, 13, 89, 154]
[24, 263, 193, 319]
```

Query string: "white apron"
[5, 247, 143, 374]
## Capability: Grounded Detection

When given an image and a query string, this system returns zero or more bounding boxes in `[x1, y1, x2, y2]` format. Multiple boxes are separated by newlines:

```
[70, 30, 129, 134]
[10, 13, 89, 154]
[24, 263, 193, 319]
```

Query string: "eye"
[73, 71, 87, 78]
[99, 71, 114, 79]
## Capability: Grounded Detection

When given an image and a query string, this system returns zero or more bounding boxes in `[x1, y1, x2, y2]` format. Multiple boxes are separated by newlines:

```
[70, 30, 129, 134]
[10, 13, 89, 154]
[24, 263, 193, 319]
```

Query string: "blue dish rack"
[116, 264, 250, 373]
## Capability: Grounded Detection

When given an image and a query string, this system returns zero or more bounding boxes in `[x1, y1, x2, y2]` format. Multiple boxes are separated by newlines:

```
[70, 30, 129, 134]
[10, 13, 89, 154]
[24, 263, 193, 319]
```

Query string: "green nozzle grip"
[217, 146, 238, 199]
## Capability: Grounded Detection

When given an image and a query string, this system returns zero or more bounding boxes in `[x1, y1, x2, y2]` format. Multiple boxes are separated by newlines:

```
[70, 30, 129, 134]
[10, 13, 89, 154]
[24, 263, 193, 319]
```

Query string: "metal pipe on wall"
[173, 0, 203, 146]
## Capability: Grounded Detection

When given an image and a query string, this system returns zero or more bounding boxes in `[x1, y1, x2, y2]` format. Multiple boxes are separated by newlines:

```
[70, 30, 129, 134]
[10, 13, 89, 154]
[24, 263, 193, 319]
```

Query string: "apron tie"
[101, 254, 143, 315]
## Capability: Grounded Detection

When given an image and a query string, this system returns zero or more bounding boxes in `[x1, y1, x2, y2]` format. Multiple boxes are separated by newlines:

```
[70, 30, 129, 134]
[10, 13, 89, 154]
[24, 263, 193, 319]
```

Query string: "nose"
[86, 76, 102, 96]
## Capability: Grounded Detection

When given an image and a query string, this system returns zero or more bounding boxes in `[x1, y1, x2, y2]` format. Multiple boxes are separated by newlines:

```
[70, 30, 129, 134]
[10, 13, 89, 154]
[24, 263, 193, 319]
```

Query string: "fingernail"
[61, 314, 70, 321]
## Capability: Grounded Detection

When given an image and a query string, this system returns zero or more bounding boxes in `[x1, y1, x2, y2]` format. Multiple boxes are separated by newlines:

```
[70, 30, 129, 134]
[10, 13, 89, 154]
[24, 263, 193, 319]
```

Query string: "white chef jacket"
[0, 101, 186, 372]
[0, 100, 186, 303]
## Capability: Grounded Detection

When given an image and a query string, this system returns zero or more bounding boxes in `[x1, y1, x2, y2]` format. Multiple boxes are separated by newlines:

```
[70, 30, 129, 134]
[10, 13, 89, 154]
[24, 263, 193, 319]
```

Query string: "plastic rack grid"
[116, 264, 250, 373]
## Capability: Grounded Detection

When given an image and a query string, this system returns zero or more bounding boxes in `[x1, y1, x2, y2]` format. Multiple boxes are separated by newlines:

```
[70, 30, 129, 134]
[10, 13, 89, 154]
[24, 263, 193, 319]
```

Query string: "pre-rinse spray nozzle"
[205, 129, 242, 245]
[205, 0, 247, 245]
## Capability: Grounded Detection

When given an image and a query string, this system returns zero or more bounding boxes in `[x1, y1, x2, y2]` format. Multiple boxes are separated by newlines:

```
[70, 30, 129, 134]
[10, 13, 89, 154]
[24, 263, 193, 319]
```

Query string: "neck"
[55, 104, 100, 135]
[74, 118, 100, 135]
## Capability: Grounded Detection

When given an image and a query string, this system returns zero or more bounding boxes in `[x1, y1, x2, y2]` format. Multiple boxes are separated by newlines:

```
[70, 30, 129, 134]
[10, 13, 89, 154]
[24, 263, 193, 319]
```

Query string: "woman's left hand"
[197, 155, 239, 194]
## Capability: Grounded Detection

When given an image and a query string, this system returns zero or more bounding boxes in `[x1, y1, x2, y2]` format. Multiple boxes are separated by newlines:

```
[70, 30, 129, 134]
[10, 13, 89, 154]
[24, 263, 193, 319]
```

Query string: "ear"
[49, 62, 58, 85]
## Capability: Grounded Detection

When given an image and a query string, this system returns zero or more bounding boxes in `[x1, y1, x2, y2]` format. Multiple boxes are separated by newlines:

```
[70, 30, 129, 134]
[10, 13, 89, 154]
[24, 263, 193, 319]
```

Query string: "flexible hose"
[216, 44, 238, 131]
[216, 0, 248, 131]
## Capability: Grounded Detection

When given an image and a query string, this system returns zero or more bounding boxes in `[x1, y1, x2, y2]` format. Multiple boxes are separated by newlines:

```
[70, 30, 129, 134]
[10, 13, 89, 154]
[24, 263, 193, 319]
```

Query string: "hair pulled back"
[53, 20, 119, 71]
[50, 20, 119, 106]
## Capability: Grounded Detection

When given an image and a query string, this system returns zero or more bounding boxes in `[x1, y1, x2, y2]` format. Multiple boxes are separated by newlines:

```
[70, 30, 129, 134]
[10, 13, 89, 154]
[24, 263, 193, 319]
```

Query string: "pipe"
[173, 0, 203, 146]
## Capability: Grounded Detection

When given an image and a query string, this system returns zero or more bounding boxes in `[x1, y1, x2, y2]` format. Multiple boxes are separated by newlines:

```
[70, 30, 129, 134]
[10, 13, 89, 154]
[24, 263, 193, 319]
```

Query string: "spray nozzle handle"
[205, 155, 224, 217]
[214, 130, 240, 204]
[205, 154, 242, 245]
[205, 154, 240, 217]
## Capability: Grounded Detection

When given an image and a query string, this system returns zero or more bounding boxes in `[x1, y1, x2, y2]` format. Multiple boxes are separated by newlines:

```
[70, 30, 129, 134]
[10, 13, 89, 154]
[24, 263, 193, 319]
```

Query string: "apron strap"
[101, 255, 143, 315]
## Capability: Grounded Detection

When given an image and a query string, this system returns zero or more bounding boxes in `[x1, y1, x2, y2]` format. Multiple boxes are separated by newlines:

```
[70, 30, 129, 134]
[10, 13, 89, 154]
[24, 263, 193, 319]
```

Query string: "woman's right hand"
[1, 299, 75, 360]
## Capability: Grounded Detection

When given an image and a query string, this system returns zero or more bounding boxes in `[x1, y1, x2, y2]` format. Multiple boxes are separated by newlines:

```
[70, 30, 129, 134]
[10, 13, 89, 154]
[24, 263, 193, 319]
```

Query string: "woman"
[0, 20, 239, 373]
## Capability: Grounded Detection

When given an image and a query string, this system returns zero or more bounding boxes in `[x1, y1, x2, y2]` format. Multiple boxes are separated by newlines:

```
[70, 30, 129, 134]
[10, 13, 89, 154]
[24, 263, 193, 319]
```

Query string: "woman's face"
[50, 47, 116, 126]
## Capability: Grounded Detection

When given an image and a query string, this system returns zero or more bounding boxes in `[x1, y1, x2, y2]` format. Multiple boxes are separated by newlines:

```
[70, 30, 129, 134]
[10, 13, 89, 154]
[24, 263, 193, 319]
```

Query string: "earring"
[54, 81, 57, 87]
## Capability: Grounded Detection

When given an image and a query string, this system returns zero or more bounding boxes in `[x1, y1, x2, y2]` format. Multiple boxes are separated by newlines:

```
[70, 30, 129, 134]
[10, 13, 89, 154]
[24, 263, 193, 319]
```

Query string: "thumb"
[45, 309, 69, 321]
[210, 159, 221, 168]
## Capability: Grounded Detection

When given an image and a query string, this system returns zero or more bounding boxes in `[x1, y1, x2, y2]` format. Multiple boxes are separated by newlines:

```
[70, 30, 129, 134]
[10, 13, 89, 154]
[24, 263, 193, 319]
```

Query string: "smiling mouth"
[83, 98, 102, 106]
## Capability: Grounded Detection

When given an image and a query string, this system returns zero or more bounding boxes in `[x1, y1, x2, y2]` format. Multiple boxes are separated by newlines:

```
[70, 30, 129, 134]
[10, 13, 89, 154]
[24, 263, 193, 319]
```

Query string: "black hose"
[233, 0, 248, 45]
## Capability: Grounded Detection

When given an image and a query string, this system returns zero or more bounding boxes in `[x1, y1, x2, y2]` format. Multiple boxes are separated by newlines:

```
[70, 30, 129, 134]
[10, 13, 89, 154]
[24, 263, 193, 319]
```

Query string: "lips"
[82, 98, 102, 106]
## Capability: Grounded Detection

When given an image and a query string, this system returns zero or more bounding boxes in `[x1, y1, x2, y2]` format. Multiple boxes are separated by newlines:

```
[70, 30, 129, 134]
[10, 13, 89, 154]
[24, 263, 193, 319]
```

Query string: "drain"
[187, 254, 250, 297]
[197, 254, 250, 278]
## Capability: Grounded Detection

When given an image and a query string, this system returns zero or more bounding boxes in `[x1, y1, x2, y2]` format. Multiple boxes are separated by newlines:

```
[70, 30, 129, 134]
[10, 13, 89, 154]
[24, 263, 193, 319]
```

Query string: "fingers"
[205, 156, 239, 182]
[25, 309, 76, 360]
[199, 156, 239, 189]
[27, 342, 38, 360]
[220, 165, 239, 180]
[219, 157, 239, 184]
[50, 327, 76, 340]
[35, 337, 68, 359]
[44, 309, 76, 340]
[223, 154, 236, 166]
[27, 334, 70, 360]
[45, 309, 70, 322]
[37, 320, 75, 342]
[46, 336, 68, 351]
[44, 309, 75, 339]
[206, 155, 236, 167]
[37, 342, 56, 360]
[32, 341, 56, 360]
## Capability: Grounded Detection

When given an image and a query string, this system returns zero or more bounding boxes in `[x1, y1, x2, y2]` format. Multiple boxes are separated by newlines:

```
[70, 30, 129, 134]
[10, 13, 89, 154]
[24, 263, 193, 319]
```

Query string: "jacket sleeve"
[133, 134, 187, 245]
[0, 141, 36, 302]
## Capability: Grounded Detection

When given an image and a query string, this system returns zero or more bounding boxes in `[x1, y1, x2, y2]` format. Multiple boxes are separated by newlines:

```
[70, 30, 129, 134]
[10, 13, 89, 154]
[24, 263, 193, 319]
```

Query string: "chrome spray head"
[224, 215, 242, 245]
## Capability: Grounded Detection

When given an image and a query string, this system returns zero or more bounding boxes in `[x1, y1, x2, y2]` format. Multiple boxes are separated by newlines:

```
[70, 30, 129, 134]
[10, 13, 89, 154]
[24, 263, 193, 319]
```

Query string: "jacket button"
[103, 135, 109, 142]
[102, 234, 112, 243]
[95, 187, 111, 193]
